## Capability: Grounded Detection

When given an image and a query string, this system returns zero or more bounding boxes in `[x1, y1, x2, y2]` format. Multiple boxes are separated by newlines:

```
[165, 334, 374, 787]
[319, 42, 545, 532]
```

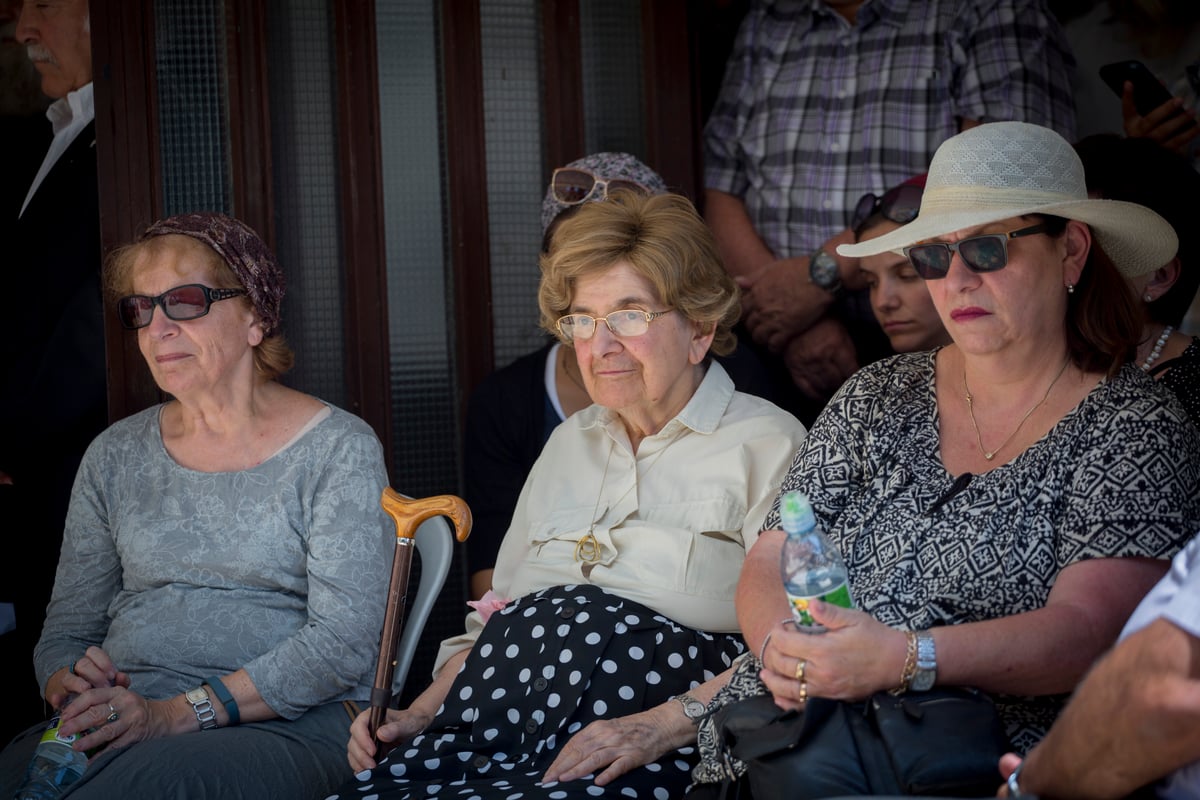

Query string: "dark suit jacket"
[0, 121, 105, 731]
[1, 120, 105, 491]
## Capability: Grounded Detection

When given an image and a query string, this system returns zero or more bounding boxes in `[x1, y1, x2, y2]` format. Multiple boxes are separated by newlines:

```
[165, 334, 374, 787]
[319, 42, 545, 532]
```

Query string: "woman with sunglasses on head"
[692, 122, 1200, 790]
[0, 212, 394, 800]
[851, 175, 951, 355]
[331, 191, 804, 800]
[463, 153, 668, 603]
[464, 152, 775, 601]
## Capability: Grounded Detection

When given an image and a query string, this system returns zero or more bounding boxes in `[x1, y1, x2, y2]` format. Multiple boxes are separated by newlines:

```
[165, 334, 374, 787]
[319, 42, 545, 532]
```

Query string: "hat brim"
[837, 197, 1177, 279]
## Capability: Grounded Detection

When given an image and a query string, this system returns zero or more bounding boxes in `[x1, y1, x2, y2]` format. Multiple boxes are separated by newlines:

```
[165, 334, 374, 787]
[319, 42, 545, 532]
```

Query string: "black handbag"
[708, 686, 1010, 799]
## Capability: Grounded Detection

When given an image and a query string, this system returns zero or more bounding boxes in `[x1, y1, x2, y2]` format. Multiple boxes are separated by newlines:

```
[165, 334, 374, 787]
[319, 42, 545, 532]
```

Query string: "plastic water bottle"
[779, 491, 853, 632]
[13, 714, 87, 799]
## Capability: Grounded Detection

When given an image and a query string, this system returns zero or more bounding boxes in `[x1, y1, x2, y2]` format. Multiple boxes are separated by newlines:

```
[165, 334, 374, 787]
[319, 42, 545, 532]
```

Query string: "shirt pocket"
[637, 497, 750, 600]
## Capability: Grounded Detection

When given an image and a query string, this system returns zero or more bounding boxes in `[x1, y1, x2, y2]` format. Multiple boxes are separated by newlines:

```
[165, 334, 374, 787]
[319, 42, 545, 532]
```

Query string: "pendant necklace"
[574, 428, 684, 563]
[963, 358, 1070, 461]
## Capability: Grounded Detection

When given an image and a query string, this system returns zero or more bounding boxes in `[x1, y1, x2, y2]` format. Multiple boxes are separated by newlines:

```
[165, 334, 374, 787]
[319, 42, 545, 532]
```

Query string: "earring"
[1066, 283, 1075, 294]
[1144, 293, 1154, 302]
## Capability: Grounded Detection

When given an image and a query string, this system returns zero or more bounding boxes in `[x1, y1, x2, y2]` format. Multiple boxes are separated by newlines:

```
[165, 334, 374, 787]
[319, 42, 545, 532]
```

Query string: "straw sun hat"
[836, 121, 1178, 278]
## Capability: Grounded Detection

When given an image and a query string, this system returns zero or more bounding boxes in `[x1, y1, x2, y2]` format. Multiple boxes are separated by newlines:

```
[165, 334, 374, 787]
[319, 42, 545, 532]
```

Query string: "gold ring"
[798, 680, 808, 703]
[794, 658, 807, 682]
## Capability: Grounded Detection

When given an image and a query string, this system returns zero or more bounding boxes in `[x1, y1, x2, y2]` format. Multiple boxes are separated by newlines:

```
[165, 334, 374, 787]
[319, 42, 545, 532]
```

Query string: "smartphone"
[1099, 60, 1177, 117]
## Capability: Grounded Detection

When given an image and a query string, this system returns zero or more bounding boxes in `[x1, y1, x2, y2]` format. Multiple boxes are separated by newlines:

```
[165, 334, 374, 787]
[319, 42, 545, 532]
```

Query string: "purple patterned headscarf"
[541, 152, 669, 237]
[141, 212, 285, 337]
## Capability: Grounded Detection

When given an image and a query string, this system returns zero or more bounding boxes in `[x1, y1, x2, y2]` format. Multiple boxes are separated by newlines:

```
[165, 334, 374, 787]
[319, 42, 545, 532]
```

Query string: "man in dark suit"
[0, 0, 103, 744]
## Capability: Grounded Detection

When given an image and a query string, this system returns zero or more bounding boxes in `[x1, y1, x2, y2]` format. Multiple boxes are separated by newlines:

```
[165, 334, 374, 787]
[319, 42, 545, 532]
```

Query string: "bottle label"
[787, 582, 852, 630]
[39, 715, 78, 747]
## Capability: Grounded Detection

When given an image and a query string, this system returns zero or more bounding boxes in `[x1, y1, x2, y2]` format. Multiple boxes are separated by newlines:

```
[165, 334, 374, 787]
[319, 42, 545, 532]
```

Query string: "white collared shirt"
[434, 362, 806, 674]
[20, 81, 95, 218]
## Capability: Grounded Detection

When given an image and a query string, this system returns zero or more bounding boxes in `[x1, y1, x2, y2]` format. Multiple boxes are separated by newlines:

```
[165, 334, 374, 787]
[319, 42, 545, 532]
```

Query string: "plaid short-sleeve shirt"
[703, 0, 1077, 258]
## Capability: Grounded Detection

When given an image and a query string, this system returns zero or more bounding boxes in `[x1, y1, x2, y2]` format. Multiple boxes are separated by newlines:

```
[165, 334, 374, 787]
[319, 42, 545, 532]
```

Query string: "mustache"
[26, 44, 55, 64]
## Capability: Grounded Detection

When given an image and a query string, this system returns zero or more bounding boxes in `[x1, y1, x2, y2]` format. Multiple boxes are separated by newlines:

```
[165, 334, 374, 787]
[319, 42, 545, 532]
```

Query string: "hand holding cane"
[369, 489, 472, 750]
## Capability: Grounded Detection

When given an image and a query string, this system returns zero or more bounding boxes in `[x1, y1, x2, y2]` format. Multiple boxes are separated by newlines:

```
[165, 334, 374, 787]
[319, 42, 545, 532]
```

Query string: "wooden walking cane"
[369, 488, 472, 749]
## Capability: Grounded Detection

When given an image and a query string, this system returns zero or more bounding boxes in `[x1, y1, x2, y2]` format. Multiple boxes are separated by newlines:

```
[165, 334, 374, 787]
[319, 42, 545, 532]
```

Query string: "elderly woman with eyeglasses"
[329, 191, 804, 800]
[0, 213, 393, 800]
[691, 122, 1200, 790]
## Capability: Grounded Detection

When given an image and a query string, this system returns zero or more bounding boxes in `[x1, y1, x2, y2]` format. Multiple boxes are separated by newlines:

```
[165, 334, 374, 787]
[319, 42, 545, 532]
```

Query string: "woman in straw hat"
[698, 121, 1200, 781]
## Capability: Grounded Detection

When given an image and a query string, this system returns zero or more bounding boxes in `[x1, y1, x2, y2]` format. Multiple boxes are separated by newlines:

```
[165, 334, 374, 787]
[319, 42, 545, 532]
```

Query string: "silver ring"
[69, 661, 77, 675]
[107, 703, 119, 724]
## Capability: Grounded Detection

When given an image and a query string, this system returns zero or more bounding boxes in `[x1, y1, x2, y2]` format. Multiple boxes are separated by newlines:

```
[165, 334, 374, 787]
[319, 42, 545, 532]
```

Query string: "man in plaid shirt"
[704, 0, 1076, 415]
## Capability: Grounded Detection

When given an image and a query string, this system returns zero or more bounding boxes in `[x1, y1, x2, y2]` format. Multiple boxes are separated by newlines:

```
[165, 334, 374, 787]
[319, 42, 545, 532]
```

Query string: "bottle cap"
[780, 491, 815, 535]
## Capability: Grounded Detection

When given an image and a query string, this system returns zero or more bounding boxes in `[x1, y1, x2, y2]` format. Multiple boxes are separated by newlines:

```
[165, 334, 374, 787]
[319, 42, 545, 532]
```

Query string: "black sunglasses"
[902, 223, 1050, 280]
[117, 283, 247, 330]
[850, 183, 923, 233]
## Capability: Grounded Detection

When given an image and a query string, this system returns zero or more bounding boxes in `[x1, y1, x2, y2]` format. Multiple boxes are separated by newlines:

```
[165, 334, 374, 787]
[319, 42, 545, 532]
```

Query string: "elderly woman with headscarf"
[0, 212, 393, 799]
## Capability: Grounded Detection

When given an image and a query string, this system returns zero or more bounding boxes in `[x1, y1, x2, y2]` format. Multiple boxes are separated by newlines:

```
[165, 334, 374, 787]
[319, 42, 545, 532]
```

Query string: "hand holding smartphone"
[1099, 60, 1177, 117]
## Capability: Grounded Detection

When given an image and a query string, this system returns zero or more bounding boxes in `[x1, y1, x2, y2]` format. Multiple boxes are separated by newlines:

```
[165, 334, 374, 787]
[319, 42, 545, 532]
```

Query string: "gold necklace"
[963, 358, 1070, 461]
[574, 429, 684, 563]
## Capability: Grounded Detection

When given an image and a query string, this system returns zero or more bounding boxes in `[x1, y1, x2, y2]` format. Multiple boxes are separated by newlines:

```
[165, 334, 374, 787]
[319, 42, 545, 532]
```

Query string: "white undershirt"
[20, 81, 95, 218]
[543, 341, 568, 423]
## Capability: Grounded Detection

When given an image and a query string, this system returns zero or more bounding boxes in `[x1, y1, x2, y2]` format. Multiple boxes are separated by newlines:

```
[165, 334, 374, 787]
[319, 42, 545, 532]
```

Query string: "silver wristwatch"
[809, 248, 843, 296]
[672, 693, 707, 725]
[909, 632, 937, 691]
[186, 686, 219, 730]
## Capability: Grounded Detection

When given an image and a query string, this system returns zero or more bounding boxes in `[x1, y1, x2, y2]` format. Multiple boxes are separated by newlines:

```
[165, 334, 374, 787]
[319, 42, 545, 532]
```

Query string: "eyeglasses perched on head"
[850, 183, 924, 233]
[551, 167, 653, 206]
[117, 283, 248, 329]
[556, 309, 673, 342]
[903, 223, 1050, 280]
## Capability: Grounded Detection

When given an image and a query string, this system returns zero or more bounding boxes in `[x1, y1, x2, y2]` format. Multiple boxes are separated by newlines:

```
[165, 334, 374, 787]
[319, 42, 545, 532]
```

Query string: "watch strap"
[910, 631, 937, 691]
[186, 686, 219, 730]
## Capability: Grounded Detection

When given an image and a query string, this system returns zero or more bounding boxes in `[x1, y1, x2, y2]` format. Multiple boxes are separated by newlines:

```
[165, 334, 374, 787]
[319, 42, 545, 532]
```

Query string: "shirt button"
[525, 719, 539, 735]
[533, 677, 549, 691]
[472, 755, 490, 769]
[558, 607, 576, 619]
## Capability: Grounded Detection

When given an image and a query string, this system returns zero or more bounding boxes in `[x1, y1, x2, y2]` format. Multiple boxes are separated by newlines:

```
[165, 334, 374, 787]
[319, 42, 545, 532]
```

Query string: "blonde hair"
[105, 234, 295, 381]
[537, 191, 740, 356]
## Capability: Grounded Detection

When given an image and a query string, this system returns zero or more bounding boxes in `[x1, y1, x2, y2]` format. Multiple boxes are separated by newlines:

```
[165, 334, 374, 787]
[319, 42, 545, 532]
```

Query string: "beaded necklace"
[1140, 325, 1173, 372]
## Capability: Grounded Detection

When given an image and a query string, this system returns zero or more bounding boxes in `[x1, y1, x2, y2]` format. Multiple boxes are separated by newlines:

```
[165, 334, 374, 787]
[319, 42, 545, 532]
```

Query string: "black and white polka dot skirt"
[329, 584, 745, 800]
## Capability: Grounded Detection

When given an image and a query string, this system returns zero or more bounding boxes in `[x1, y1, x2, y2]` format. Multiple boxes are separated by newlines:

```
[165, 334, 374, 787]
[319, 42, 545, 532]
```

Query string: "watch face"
[910, 670, 935, 691]
[810, 250, 841, 290]
[683, 700, 707, 719]
[186, 687, 208, 703]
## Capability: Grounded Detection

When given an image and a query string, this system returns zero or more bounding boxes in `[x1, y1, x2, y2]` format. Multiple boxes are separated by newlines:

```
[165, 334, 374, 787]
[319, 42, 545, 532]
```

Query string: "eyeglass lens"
[557, 310, 657, 342]
[118, 284, 243, 329]
[904, 224, 1047, 280]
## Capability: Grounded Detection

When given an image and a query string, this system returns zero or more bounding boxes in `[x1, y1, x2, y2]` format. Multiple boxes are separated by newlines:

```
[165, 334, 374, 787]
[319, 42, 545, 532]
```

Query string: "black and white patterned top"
[762, 350, 1200, 751]
[1158, 337, 1200, 429]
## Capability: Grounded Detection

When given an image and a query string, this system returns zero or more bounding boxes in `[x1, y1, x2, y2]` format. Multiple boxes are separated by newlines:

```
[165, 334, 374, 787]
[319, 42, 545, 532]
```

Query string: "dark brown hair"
[1040, 215, 1141, 376]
